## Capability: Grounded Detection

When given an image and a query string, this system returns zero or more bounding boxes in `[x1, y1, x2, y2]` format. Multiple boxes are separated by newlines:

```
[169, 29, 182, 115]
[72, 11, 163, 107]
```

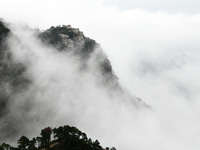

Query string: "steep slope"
[0, 20, 149, 144]
[39, 25, 119, 90]
[38, 25, 148, 105]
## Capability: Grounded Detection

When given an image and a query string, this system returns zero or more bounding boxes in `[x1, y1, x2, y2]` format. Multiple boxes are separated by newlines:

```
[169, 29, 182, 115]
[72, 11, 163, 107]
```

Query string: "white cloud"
[1, 0, 200, 149]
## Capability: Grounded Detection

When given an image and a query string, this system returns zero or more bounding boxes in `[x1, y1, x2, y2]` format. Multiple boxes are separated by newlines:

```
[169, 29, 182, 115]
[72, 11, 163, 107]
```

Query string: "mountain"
[0, 19, 149, 148]
[38, 25, 119, 89]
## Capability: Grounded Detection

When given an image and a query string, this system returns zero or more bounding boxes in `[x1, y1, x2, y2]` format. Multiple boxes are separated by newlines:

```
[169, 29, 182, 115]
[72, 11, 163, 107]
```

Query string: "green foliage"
[0, 125, 115, 150]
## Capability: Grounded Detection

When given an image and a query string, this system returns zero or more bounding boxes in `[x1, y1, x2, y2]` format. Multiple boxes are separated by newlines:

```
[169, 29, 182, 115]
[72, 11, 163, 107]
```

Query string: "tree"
[27, 138, 37, 150]
[92, 140, 102, 150]
[39, 127, 52, 149]
[17, 136, 29, 150]
[0, 143, 11, 150]
[0, 125, 116, 150]
[53, 126, 64, 141]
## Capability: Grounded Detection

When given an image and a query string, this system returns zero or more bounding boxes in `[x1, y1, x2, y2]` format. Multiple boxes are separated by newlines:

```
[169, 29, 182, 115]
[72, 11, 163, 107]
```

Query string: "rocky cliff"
[39, 25, 119, 89]
[0, 20, 149, 144]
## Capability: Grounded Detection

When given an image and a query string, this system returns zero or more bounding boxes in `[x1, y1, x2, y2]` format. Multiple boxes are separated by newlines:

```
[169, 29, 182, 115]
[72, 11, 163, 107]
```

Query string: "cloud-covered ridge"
[0, 21, 148, 148]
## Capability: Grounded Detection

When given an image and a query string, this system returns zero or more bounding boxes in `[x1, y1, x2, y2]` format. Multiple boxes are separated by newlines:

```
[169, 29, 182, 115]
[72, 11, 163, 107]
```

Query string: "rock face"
[0, 23, 119, 96]
[39, 26, 86, 50]
[39, 25, 119, 89]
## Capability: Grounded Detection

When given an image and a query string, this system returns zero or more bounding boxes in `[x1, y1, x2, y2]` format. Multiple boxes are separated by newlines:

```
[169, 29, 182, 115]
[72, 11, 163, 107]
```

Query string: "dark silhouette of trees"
[27, 138, 37, 150]
[53, 125, 102, 150]
[0, 125, 116, 150]
[0, 143, 11, 150]
[17, 136, 29, 150]
[39, 127, 52, 149]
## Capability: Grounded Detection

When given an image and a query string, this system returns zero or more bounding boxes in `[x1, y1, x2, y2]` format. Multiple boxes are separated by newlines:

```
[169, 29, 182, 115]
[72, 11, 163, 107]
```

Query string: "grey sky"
[103, 0, 200, 13]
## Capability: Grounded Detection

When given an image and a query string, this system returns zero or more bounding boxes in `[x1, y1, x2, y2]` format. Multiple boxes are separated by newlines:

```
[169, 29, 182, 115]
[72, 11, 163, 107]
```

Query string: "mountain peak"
[0, 20, 149, 145]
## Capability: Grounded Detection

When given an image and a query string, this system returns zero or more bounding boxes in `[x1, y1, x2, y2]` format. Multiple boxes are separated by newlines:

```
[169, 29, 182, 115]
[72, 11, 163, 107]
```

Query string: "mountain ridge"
[0, 20, 149, 146]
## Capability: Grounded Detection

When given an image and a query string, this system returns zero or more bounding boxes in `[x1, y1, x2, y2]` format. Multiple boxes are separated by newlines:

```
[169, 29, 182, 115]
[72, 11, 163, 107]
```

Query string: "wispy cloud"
[1, 0, 200, 149]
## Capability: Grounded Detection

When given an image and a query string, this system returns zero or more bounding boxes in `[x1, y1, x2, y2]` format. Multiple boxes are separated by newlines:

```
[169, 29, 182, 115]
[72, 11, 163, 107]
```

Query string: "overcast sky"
[103, 0, 200, 13]
[1, 0, 200, 149]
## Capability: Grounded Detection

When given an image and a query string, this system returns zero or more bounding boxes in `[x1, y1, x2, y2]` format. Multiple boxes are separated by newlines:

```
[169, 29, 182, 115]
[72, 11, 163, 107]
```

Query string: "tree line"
[0, 125, 116, 150]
